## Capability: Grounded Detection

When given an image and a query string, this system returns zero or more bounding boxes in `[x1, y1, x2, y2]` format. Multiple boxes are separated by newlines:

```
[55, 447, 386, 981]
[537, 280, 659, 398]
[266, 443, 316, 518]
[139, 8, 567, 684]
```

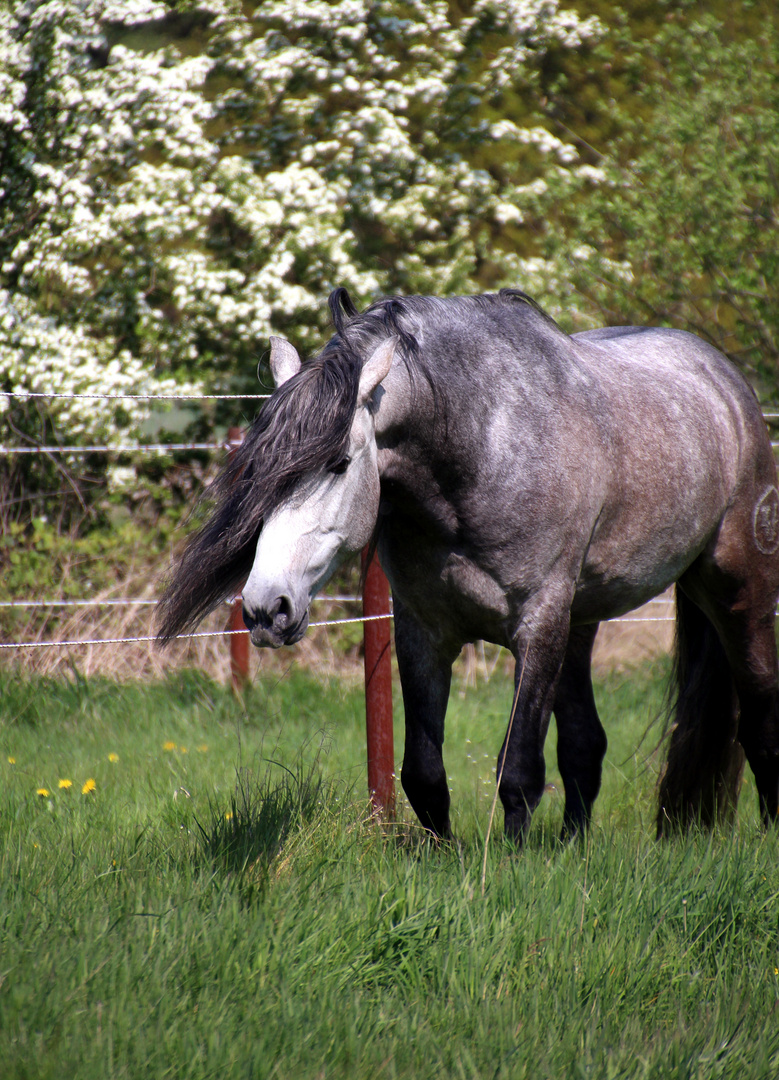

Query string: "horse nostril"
[242, 595, 295, 639]
[271, 595, 293, 628]
[241, 603, 257, 631]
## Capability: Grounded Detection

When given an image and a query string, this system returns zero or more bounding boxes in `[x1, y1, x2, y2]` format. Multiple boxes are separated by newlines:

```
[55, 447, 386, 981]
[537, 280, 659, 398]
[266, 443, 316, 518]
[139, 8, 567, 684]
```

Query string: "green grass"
[1, 662, 778, 1079]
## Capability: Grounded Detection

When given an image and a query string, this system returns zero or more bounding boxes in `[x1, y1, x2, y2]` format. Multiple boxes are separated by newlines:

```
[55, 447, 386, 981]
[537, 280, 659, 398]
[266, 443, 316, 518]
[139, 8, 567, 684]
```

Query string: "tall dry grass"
[2, 543, 674, 684]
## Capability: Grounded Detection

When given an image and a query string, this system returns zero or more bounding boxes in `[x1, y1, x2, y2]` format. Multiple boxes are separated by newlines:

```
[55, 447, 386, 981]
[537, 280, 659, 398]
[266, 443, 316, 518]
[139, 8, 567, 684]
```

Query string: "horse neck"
[374, 359, 434, 447]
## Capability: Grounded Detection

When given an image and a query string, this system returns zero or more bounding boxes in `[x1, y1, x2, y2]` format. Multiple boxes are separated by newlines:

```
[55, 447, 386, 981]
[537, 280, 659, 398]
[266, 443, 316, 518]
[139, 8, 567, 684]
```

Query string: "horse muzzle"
[242, 595, 309, 649]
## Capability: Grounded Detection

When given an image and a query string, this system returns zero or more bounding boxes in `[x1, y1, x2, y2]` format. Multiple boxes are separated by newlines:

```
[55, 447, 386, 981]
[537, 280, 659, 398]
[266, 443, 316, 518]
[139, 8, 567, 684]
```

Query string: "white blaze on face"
[241, 334, 396, 638]
[244, 426, 378, 612]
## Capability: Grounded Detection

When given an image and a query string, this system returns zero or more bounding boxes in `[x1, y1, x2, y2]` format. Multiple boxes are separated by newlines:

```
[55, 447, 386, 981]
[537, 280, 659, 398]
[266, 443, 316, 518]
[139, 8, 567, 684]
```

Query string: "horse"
[158, 288, 779, 842]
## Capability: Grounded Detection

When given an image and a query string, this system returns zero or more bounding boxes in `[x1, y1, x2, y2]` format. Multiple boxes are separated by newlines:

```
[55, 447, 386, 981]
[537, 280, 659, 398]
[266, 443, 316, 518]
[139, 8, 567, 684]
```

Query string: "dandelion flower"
[108, 753, 119, 763]
[8, 756, 16, 765]
[180, 746, 188, 755]
[197, 744, 208, 753]
[225, 811, 233, 820]
[58, 779, 73, 789]
[163, 741, 177, 751]
[36, 788, 50, 797]
[81, 778, 96, 795]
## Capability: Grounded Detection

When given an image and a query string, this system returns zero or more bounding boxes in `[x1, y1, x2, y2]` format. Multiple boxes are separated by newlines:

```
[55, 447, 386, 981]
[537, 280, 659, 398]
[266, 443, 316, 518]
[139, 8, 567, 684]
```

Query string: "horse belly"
[573, 476, 729, 621]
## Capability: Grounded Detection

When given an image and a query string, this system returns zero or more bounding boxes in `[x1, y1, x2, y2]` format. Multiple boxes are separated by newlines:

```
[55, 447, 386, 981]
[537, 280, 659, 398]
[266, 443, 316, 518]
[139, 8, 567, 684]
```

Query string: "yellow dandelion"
[8, 756, 16, 765]
[58, 778, 73, 789]
[225, 811, 233, 821]
[81, 778, 96, 795]
[180, 746, 188, 755]
[36, 788, 50, 797]
[163, 741, 177, 752]
[108, 753, 119, 763]
[775, 967, 778, 976]
[197, 744, 208, 753]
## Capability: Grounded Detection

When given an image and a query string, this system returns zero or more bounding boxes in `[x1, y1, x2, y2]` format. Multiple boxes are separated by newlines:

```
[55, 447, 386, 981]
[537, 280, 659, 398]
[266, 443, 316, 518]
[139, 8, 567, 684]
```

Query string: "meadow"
[1, 659, 778, 1079]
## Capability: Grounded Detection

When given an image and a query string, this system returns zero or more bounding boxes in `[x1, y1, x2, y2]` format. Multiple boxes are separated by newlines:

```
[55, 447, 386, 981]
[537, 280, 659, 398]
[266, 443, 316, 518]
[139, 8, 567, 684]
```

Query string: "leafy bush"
[527, 10, 779, 390]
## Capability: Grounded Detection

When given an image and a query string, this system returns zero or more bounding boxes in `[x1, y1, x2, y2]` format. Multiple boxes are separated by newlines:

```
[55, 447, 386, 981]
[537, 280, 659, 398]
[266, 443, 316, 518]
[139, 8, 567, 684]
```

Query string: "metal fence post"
[227, 426, 250, 691]
[361, 547, 395, 817]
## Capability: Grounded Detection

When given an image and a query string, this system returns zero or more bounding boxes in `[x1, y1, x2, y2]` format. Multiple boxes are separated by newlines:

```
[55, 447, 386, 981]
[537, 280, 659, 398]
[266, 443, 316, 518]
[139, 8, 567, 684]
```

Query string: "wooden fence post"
[361, 547, 395, 817]
[227, 426, 250, 692]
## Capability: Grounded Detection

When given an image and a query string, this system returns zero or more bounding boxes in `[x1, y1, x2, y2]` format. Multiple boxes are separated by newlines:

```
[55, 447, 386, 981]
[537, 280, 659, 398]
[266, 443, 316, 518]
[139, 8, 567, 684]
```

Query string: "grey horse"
[158, 289, 779, 841]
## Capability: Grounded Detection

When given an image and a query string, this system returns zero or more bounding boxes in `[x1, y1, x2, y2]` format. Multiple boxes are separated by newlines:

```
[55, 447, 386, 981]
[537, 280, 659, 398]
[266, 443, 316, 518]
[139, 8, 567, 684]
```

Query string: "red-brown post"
[227, 426, 250, 691]
[361, 547, 395, 816]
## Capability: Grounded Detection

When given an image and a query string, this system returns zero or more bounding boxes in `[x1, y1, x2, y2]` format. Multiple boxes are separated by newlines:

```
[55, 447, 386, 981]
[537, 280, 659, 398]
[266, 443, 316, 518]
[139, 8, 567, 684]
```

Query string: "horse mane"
[157, 286, 562, 641]
[156, 288, 420, 641]
[157, 344, 360, 641]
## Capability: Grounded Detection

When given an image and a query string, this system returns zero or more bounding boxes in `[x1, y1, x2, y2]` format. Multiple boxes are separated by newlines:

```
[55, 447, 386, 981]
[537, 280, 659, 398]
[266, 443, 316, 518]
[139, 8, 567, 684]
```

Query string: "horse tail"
[656, 586, 745, 835]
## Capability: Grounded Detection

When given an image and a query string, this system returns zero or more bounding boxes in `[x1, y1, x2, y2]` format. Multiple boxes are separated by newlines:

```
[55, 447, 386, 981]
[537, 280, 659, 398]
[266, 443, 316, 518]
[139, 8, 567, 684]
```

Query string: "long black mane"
[156, 287, 553, 641]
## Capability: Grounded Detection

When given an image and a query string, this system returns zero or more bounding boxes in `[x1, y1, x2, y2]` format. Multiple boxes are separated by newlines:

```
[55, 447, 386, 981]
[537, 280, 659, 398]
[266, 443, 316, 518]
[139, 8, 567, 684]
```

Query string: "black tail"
[656, 587, 745, 835]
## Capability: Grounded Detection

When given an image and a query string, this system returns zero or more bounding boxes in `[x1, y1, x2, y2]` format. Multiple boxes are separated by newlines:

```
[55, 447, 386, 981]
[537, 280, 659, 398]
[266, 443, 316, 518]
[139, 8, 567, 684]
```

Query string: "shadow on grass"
[195, 756, 329, 890]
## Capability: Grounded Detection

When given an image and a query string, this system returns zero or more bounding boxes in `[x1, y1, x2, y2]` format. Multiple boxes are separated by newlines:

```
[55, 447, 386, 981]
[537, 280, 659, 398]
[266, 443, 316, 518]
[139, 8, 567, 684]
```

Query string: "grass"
[1, 660, 778, 1079]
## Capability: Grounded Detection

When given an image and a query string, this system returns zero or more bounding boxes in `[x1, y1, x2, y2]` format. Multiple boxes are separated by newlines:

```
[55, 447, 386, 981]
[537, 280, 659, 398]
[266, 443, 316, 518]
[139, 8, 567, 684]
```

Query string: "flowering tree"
[0, 0, 602, 519]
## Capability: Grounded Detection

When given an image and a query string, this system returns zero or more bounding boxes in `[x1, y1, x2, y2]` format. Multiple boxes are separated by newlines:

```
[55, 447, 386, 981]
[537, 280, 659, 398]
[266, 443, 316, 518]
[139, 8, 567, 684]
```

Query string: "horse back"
[572, 325, 768, 464]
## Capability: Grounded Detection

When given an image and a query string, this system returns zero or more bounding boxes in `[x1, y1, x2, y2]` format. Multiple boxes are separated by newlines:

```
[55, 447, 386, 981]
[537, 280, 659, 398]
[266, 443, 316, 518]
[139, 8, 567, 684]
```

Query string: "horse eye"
[328, 457, 351, 476]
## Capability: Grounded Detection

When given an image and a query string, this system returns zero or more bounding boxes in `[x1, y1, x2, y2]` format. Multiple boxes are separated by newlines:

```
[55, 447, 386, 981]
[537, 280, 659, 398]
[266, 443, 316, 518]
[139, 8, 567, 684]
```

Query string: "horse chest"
[379, 524, 511, 646]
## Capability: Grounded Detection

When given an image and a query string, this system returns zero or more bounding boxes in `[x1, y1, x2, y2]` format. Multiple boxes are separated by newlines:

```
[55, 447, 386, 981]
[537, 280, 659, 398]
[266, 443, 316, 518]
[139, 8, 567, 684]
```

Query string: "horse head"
[241, 334, 395, 647]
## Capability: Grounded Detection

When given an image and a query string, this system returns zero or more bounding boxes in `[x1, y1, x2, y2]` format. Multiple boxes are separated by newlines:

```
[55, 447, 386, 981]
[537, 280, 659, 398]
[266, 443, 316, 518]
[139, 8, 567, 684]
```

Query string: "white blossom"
[0, 0, 604, 477]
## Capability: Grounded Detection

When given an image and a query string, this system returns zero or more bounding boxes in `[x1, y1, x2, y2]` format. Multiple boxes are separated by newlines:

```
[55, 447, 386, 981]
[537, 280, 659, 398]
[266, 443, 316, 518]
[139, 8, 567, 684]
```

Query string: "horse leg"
[498, 588, 573, 844]
[394, 601, 458, 839]
[553, 623, 607, 839]
[705, 602, 779, 827]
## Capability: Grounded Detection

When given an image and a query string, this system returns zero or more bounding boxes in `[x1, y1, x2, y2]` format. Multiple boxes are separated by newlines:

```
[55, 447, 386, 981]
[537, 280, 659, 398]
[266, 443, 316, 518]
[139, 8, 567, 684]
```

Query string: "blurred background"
[1, 0, 776, 672]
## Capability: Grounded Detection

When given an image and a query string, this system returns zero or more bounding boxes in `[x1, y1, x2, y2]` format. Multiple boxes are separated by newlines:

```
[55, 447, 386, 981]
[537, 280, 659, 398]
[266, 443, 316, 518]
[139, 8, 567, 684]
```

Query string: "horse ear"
[269, 336, 302, 388]
[358, 338, 396, 403]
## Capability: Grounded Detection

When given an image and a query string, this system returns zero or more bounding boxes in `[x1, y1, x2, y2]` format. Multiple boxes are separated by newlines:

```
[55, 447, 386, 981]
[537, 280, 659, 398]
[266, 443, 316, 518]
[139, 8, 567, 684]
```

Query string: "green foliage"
[530, 6, 779, 389]
[0, 3, 598, 390]
[0, 513, 172, 593]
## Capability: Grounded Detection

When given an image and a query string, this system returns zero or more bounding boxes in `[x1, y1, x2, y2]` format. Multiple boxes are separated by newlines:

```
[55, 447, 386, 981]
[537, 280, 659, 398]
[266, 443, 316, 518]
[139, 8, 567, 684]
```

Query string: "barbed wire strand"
[2, 386, 778, 457]
[0, 612, 686, 651]
[0, 596, 672, 611]
[0, 442, 229, 454]
[0, 613, 394, 650]
[1, 390, 271, 400]
[2, 391, 775, 414]
[0, 595, 363, 609]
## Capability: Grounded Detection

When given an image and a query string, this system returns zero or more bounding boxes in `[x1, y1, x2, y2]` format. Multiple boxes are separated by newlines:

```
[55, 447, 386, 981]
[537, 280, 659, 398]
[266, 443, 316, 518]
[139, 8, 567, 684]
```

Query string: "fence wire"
[1, 442, 225, 454]
[0, 613, 394, 650]
[0, 606, 678, 651]
[2, 386, 765, 655]
[2, 390, 270, 400]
